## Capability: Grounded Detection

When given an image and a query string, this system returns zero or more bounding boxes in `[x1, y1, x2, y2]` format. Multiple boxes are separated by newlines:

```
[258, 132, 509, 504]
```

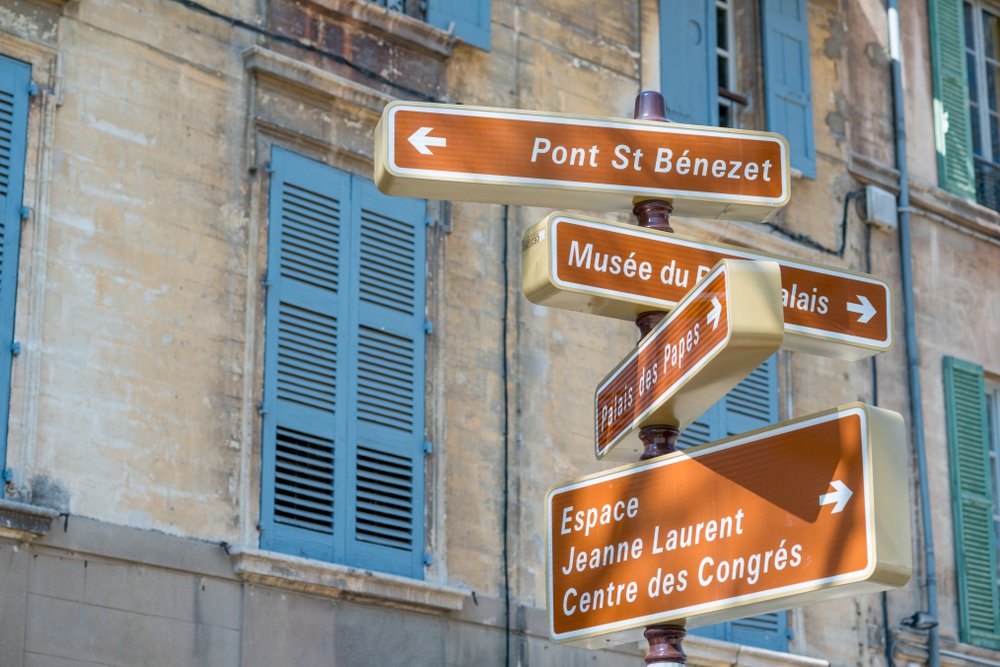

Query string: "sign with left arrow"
[547, 403, 911, 647]
[375, 102, 791, 222]
[595, 259, 784, 460]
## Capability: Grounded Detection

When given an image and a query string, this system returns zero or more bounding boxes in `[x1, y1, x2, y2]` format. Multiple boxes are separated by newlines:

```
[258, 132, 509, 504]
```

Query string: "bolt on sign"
[595, 259, 784, 461]
[547, 404, 911, 647]
[522, 213, 892, 361]
[374, 102, 791, 222]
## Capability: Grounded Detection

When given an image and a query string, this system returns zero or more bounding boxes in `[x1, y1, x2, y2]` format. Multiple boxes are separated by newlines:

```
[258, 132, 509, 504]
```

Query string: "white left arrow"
[408, 127, 447, 155]
[846, 295, 876, 324]
[706, 297, 722, 330]
[819, 479, 854, 514]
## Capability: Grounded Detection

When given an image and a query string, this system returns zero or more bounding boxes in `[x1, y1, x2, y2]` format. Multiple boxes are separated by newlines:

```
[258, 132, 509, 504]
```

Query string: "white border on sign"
[547, 405, 875, 643]
[549, 216, 892, 349]
[593, 261, 732, 458]
[385, 104, 790, 206]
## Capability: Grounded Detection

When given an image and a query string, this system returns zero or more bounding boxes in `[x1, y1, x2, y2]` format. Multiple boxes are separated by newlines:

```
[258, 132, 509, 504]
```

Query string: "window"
[943, 357, 1000, 650]
[659, 0, 815, 177]
[366, 0, 492, 51]
[965, 1, 1000, 209]
[678, 355, 792, 653]
[0, 54, 30, 472]
[259, 147, 429, 579]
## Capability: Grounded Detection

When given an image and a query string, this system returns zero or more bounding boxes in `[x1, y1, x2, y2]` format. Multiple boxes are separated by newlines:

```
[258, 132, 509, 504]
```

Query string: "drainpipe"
[886, 3, 940, 666]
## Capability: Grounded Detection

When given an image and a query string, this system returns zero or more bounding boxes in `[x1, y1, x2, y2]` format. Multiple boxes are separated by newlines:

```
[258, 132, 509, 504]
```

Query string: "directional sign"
[595, 259, 783, 460]
[522, 213, 892, 361]
[547, 403, 911, 647]
[375, 102, 791, 222]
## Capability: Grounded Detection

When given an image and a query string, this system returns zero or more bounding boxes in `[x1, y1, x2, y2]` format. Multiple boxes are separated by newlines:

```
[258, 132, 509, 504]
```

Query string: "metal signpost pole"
[630, 90, 686, 666]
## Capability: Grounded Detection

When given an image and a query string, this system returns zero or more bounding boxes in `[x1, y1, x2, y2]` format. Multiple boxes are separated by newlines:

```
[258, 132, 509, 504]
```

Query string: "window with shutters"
[964, 1, 1000, 211]
[660, 0, 815, 177]
[363, 0, 492, 50]
[678, 355, 792, 653]
[0, 54, 30, 472]
[943, 357, 1000, 650]
[259, 147, 428, 579]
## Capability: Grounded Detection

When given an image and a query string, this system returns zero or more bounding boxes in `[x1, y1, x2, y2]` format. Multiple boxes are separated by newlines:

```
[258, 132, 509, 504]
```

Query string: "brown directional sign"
[595, 259, 784, 460]
[522, 213, 892, 361]
[374, 102, 791, 222]
[548, 403, 911, 647]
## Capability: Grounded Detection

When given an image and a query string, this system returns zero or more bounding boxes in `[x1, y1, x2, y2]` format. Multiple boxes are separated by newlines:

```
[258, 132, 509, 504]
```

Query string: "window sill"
[681, 634, 829, 667]
[229, 547, 469, 613]
[0, 499, 60, 541]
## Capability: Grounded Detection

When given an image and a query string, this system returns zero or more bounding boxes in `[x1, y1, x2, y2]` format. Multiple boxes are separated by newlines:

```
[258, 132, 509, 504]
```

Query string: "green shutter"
[260, 148, 427, 578]
[929, 0, 977, 199]
[0, 55, 31, 470]
[944, 357, 1000, 649]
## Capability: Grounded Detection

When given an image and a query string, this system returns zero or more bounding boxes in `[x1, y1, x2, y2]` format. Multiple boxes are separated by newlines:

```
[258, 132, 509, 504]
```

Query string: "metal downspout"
[887, 3, 940, 666]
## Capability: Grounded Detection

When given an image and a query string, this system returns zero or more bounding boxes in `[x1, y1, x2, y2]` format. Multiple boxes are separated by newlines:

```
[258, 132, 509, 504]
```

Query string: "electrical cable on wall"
[168, 0, 441, 102]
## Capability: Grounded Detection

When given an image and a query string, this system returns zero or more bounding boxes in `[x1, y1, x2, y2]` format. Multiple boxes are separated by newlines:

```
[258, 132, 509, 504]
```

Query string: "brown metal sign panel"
[523, 213, 892, 361]
[548, 403, 911, 647]
[595, 259, 784, 461]
[374, 102, 791, 222]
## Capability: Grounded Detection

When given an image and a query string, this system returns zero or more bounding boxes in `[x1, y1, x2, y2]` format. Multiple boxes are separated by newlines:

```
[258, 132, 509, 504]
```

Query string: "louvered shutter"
[684, 355, 789, 652]
[761, 0, 816, 178]
[0, 56, 30, 469]
[344, 178, 426, 578]
[944, 357, 1000, 649]
[929, 0, 977, 199]
[426, 0, 492, 51]
[260, 148, 349, 562]
[659, 0, 718, 126]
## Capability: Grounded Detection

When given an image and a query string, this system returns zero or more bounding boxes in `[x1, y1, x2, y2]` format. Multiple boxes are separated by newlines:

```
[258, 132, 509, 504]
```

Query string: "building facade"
[0, 0, 997, 665]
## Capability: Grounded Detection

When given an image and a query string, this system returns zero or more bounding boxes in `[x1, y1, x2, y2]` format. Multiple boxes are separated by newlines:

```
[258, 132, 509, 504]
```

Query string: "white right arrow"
[846, 295, 877, 324]
[706, 297, 722, 330]
[819, 479, 854, 514]
[408, 127, 447, 155]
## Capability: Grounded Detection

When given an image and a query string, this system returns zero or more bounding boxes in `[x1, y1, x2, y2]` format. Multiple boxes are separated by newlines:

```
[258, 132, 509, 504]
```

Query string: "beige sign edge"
[546, 403, 912, 648]
[521, 212, 894, 361]
[593, 258, 785, 461]
[374, 101, 791, 220]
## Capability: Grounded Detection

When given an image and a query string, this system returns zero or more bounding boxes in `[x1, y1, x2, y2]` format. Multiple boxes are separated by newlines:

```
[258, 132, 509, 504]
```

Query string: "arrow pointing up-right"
[706, 297, 722, 330]
[846, 295, 877, 324]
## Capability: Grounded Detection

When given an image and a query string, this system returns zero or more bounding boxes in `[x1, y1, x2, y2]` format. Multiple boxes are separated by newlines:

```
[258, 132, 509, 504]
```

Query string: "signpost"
[595, 259, 784, 460]
[375, 102, 790, 222]
[522, 213, 892, 360]
[548, 404, 911, 647]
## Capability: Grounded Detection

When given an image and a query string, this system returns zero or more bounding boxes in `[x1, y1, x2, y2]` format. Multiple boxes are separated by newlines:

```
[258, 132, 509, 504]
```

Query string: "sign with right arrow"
[547, 403, 911, 647]
[522, 213, 892, 360]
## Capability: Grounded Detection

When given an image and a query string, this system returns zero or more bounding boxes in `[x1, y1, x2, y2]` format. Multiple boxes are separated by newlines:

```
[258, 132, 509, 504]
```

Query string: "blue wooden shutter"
[929, 0, 977, 199]
[344, 178, 426, 579]
[682, 355, 789, 652]
[761, 0, 816, 178]
[260, 148, 350, 562]
[659, 0, 717, 125]
[0, 55, 30, 469]
[943, 357, 1000, 649]
[426, 0, 492, 51]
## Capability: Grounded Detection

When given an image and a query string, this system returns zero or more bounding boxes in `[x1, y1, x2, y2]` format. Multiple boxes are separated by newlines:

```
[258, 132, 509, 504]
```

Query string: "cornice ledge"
[229, 547, 469, 613]
[0, 499, 60, 541]
[245, 45, 393, 114]
[293, 0, 455, 58]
